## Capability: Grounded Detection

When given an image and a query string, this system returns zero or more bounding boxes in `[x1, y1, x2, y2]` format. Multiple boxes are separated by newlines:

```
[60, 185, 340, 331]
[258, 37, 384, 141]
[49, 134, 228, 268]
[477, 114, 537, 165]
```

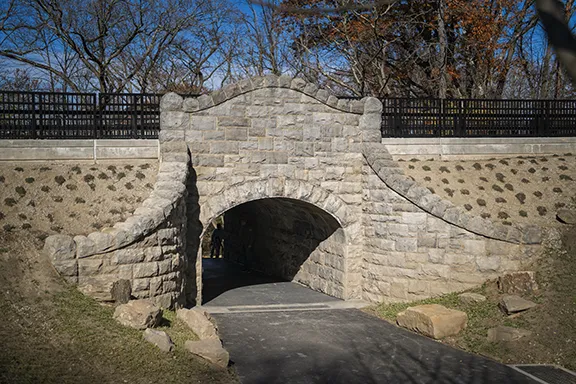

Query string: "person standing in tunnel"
[210, 223, 224, 258]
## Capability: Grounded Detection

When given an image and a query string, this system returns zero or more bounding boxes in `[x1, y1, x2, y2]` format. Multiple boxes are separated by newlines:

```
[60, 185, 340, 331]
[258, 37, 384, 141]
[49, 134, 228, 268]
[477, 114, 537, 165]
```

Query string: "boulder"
[396, 304, 468, 339]
[487, 326, 532, 342]
[143, 328, 174, 352]
[497, 271, 538, 295]
[459, 292, 487, 305]
[44, 235, 76, 262]
[557, 208, 576, 224]
[185, 339, 229, 368]
[111, 279, 132, 304]
[113, 299, 162, 330]
[499, 295, 537, 315]
[177, 308, 219, 340]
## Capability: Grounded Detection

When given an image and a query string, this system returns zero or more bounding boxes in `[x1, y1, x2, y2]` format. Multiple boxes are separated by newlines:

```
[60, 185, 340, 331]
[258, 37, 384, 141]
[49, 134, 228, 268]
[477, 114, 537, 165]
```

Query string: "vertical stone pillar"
[360, 97, 383, 143]
[159, 93, 187, 145]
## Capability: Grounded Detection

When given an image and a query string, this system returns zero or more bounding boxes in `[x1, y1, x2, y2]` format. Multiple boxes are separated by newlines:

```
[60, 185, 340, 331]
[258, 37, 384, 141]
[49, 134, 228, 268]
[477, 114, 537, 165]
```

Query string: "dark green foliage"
[444, 188, 454, 197]
[464, 204, 473, 211]
[124, 165, 134, 171]
[88, 183, 96, 191]
[408, 165, 414, 169]
[135, 171, 145, 180]
[480, 177, 488, 182]
[553, 187, 562, 193]
[422, 166, 431, 171]
[455, 165, 465, 171]
[485, 163, 495, 170]
[498, 159, 509, 165]
[498, 212, 509, 219]
[41, 185, 51, 192]
[14, 167, 24, 172]
[476, 199, 486, 206]
[54, 176, 66, 185]
[504, 183, 513, 191]
[39, 167, 52, 172]
[537, 206, 547, 216]
[460, 189, 470, 195]
[521, 178, 530, 183]
[125, 182, 134, 190]
[528, 168, 536, 173]
[519, 210, 528, 217]
[495, 173, 505, 182]
[495, 197, 507, 203]
[25, 177, 34, 184]
[560, 174, 573, 181]
[117, 172, 126, 180]
[52, 196, 63, 203]
[541, 177, 549, 182]
[441, 178, 449, 184]
[46, 214, 54, 222]
[515, 193, 526, 204]
[473, 163, 482, 170]
[71, 166, 81, 174]
[511, 169, 518, 175]
[559, 165, 568, 171]
[83, 174, 95, 183]
[107, 185, 117, 191]
[21, 223, 32, 230]
[481, 213, 491, 219]
[533, 191, 543, 198]
[555, 202, 566, 209]
[3, 224, 15, 231]
[18, 213, 27, 220]
[424, 176, 431, 181]
[457, 179, 465, 183]
[98, 172, 109, 180]
[75, 197, 85, 204]
[427, 187, 435, 194]
[139, 163, 151, 170]
[66, 184, 77, 191]
[107, 165, 117, 173]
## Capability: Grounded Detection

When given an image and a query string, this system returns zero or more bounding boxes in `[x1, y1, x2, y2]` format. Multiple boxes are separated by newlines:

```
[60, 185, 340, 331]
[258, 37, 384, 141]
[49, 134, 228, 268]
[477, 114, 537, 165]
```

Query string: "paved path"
[202, 259, 537, 384]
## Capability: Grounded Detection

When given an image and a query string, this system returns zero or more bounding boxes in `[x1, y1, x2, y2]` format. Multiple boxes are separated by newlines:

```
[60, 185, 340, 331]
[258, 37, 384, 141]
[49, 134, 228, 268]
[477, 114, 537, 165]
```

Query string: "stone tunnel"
[45, 75, 544, 309]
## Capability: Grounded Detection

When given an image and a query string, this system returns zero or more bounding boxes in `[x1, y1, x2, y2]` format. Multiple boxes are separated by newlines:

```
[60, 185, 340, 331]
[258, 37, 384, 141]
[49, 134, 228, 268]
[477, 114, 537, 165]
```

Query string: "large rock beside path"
[499, 295, 537, 315]
[396, 304, 468, 339]
[177, 307, 219, 340]
[185, 339, 229, 368]
[113, 299, 163, 330]
[143, 328, 174, 352]
[487, 326, 532, 342]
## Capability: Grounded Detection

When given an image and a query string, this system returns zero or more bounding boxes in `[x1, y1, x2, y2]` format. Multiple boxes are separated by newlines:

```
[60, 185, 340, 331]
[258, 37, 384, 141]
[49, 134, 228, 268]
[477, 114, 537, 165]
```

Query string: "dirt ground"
[398, 154, 576, 227]
[0, 161, 237, 384]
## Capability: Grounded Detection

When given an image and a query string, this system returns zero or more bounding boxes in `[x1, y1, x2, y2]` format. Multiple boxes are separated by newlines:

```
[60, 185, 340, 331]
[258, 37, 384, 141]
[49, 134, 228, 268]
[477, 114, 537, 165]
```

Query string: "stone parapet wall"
[44, 143, 189, 309]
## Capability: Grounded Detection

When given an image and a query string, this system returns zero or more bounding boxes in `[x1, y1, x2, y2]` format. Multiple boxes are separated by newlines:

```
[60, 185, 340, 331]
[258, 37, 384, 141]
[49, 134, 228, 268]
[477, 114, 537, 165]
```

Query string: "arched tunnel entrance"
[199, 197, 348, 306]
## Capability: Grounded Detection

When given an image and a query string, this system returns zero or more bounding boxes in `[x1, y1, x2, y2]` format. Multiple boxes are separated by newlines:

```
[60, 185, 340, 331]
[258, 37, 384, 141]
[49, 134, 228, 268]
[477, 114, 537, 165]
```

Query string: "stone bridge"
[45, 76, 542, 309]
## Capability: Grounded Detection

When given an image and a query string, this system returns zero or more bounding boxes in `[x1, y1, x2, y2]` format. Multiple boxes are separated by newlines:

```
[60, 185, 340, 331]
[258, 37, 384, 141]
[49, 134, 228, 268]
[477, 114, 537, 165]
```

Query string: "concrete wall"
[0, 139, 159, 161]
[383, 137, 576, 160]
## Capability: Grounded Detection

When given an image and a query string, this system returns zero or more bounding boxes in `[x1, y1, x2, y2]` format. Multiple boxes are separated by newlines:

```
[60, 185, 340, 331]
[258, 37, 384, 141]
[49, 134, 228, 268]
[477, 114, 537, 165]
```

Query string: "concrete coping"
[44, 142, 190, 264]
[159, 75, 382, 116]
[363, 143, 542, 245]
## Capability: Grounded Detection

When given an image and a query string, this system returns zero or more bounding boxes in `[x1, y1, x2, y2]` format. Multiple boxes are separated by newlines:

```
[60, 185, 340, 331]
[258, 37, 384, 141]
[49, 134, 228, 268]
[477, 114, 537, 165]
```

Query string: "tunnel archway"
[190, 177, 359, 306]
[200, 197, 347, 305]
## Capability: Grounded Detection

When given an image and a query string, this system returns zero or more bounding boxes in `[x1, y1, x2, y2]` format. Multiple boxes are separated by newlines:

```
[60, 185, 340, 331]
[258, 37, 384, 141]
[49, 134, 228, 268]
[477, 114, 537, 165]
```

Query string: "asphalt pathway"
[201, 259, 537, 384]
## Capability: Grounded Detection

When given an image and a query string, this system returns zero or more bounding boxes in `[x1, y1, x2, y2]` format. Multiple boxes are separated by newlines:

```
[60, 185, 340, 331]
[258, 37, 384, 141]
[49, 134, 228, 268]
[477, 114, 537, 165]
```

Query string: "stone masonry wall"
[44, 143, 189, 309]
[158, 75, 543, 306]
[159, 75, 377, 304]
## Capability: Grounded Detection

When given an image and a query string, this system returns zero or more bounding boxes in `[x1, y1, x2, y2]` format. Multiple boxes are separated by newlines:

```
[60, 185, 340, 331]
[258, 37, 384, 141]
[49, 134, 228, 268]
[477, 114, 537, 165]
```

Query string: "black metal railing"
[380, 98, 576, 138]
[1, 90, 575, 139]
[0, 91, 161, 139]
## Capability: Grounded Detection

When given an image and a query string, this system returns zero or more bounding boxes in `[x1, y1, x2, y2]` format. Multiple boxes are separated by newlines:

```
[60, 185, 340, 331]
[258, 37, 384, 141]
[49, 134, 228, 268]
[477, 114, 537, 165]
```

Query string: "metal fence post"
[31, 94, 37, 139]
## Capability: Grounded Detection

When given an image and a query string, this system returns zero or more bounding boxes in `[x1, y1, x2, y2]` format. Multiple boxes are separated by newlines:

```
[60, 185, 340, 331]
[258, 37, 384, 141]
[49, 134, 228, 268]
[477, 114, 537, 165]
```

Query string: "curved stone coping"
[160, 74, 382, 116]
[363, 143, 542, 245]
[44, 148, 190, 275]
[196, 177, 356, 239]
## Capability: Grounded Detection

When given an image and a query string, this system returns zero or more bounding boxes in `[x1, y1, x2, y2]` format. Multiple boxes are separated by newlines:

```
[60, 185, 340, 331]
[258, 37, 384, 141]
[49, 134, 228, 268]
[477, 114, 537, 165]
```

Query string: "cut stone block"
[497, 271, 538, 295]
[185, 339, 229, 368]
[113, 299, 162, 330]
[499, 295, 537, 315]
[459, 292, 487, 305]
[396, 304, 468, 339]
[143, 328, 174, 352]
